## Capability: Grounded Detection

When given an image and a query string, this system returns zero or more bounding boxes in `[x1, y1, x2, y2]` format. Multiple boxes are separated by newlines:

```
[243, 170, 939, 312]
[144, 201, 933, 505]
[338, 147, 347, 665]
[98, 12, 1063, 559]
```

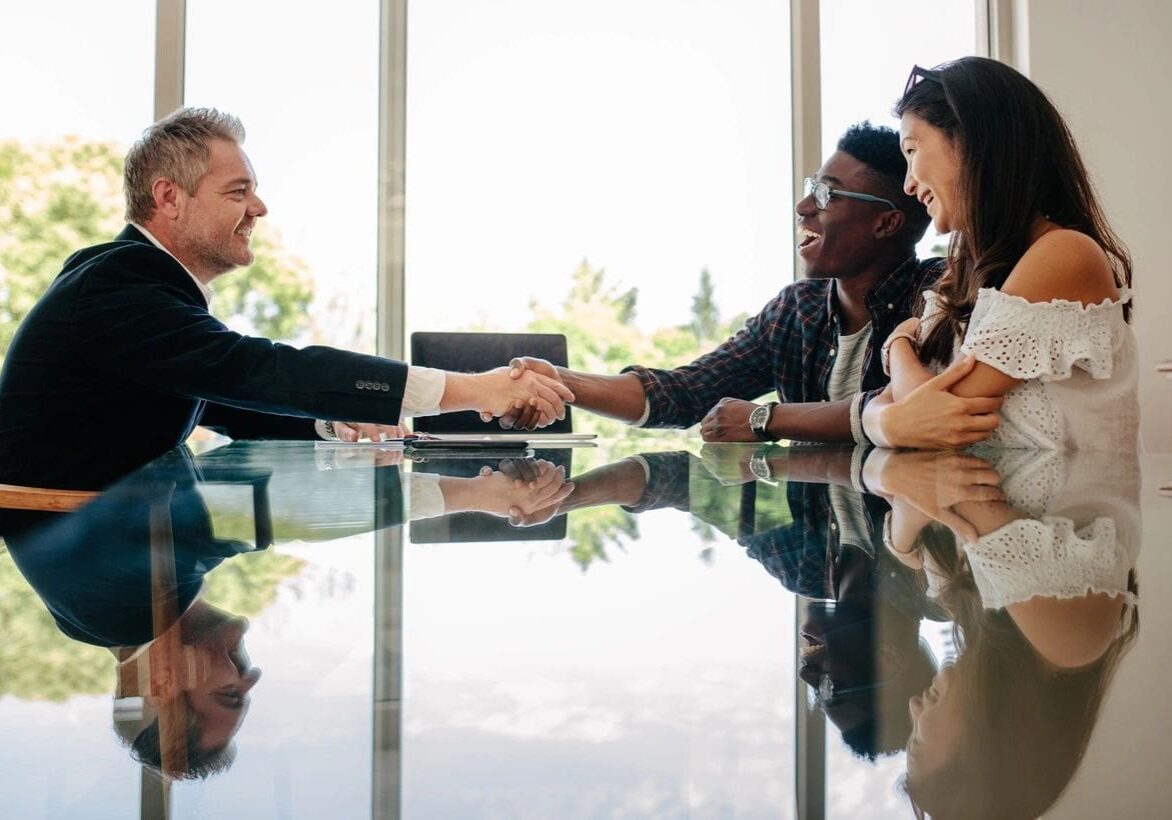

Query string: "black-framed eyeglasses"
[803, 178, 897, 211]
[812, 673, 890, 708]
[903, 64, 942, 98]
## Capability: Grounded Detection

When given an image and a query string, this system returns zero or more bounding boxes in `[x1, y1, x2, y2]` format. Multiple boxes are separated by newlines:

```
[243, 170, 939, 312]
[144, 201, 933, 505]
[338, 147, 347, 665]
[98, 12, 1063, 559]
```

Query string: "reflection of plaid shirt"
[737, 484, 884, 599]
[622, 451, 693, 514]
[623, 257, 943, 428]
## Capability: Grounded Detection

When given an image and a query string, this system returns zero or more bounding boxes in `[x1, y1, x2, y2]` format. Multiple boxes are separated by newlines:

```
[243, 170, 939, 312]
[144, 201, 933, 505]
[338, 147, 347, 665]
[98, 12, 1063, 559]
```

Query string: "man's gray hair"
[124, 107, 246, 224]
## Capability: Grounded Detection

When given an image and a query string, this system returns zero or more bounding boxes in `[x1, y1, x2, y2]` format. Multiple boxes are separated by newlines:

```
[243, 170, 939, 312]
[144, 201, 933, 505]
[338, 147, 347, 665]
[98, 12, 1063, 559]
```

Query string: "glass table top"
[1, 439, 1168, 819]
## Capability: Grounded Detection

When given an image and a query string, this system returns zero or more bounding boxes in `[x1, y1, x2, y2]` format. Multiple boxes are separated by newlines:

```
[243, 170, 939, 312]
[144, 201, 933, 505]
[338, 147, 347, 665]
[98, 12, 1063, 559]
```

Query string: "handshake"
[321, 359, 570, 443]
[474, 357, 568, 429]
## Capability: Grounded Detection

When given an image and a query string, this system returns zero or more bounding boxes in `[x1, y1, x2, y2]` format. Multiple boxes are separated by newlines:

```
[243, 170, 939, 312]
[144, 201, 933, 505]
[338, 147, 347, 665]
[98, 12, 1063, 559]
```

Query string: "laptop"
[410, 331, 591, 438]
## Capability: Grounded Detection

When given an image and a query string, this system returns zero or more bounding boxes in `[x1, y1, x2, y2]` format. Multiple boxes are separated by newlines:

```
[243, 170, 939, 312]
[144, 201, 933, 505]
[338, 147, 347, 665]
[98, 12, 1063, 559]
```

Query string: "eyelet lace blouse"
[964, 449, 1140, 614]
[920, 286, 1139, 450]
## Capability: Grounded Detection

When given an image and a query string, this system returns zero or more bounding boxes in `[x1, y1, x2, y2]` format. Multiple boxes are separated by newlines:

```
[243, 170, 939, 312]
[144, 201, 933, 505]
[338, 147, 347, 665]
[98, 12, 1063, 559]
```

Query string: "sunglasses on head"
[903, 64, 943, 98]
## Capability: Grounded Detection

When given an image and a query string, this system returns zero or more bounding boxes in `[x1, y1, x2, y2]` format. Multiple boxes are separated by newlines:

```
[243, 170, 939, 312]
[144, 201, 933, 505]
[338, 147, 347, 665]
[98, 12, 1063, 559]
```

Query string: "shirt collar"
[867, 254, 926, 309]
[129, 222, 214, 306]
[824, 254, 925, 320]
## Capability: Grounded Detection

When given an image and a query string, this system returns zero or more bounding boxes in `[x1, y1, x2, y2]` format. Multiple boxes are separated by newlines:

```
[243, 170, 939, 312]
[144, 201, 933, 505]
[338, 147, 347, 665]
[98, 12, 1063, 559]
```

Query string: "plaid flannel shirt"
[623, 256, 944, 428]
[738, 483, 887, 599]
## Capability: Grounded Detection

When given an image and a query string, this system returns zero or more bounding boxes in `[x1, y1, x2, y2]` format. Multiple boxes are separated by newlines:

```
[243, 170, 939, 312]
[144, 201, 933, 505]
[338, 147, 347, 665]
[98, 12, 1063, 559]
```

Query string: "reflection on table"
[0, 439, 1158, 819]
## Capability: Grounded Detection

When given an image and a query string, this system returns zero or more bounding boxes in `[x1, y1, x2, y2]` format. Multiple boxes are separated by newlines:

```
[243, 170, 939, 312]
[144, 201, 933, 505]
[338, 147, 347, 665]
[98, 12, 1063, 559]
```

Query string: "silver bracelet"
[880, 331, 919, 377]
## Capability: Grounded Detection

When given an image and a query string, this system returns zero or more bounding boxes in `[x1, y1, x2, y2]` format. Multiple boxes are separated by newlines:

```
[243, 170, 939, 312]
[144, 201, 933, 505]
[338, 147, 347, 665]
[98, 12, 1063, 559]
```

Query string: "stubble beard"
[180, 224, 248, 280]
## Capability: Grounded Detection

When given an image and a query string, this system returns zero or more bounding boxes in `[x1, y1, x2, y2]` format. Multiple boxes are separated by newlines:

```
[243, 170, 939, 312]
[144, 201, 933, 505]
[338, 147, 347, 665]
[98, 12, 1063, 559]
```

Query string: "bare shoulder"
[1009, 592, 1125, 669]
[1002, 228, 1119, 306]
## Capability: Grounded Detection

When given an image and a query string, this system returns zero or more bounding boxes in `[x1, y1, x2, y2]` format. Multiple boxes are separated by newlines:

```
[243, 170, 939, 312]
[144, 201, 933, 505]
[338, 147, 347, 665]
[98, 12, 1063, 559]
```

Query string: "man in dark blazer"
[0, 108, 572, 490]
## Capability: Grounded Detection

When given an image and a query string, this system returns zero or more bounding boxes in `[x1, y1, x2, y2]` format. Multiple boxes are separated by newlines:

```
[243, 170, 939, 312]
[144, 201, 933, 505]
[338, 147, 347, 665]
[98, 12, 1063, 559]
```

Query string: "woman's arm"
[947, 228, 1119, 399]
[863, 362, 1004, 450]
[887, 335, 934, 401]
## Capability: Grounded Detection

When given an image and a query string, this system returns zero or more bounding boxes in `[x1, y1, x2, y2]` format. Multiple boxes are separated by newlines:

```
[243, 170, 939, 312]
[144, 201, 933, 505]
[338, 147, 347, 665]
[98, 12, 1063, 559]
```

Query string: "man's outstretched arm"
[698, 397, 855, 443]
[498, 359, 857, 442]
[487, 360, 648, 428]
[498, 297, 780, 430]
[551, 368, 648, 424]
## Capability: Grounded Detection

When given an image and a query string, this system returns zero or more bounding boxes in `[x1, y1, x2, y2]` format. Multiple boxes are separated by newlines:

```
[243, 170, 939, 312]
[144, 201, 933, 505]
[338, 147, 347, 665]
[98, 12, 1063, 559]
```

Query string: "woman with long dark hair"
[863, 447, 1141, 819]
[868, 57, 1138, 450]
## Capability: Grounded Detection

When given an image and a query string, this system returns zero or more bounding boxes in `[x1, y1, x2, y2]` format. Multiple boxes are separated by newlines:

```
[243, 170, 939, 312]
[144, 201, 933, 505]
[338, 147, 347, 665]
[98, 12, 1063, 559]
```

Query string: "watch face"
[750, 404, 768, 429]
[749, 454, 769, 480]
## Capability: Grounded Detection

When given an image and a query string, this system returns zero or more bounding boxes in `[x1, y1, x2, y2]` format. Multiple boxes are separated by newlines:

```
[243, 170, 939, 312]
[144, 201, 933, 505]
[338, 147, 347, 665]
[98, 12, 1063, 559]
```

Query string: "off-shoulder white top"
[921, 287, 1139, 450]
[963, 449, 1141, 615]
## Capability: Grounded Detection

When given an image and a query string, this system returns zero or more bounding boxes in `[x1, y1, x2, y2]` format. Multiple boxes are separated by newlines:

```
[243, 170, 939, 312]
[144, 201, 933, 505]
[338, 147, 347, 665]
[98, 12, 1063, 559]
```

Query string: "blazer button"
[355, 380, 365, 389]
[381, 382, 390, 391]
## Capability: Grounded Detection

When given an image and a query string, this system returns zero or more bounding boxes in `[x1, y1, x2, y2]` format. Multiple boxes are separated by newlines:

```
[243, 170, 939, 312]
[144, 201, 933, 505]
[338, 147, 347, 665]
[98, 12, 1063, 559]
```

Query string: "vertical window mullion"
[791, 0, 821, 280]
[378, 0, 409, 361]
[792, 8, 825, 817]
[154, 0, 185, 119]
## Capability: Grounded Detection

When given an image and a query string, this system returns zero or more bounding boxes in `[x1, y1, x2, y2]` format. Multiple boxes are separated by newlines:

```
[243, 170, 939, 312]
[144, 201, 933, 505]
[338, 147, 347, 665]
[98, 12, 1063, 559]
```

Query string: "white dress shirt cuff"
[403, 366, 446, 418]
[407, 473, 447, 520]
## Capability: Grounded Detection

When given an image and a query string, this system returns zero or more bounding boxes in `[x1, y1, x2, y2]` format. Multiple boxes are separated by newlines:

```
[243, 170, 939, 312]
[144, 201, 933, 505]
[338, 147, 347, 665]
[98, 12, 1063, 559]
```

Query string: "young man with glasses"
[502, 122, 1003, 448]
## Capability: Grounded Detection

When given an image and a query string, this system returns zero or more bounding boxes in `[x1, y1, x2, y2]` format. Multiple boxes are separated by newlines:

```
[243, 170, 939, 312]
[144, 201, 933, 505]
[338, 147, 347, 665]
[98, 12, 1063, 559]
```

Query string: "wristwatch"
[749, 401, 779, 441]
[748, 451, 779, 485]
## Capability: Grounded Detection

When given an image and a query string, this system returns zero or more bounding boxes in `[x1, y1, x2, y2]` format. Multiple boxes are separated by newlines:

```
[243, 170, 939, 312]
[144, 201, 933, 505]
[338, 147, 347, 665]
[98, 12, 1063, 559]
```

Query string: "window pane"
[818, 10, 978, 816]
[0, 0, 155, 364]
[820, 0, 977, 261]
[185, 0, 380, 352]
[0, 1, 155, 809]
[181, 3, 381, 814]
[406, 1, 793, 401]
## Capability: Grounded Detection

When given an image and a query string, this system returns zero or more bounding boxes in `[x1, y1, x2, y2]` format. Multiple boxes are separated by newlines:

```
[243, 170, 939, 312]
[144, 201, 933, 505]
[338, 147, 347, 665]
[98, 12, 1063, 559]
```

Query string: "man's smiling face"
[795, 151, 895, 280]
[173, 138, 268, 280]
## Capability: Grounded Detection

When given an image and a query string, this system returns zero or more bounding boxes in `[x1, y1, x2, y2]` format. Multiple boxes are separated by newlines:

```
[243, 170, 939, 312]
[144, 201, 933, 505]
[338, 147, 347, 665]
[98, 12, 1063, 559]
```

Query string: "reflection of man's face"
[800, 596, 935, 757]
[116, 600, 262, 778]
[800, 600, 876, 713]
[182, 612, 262, 750]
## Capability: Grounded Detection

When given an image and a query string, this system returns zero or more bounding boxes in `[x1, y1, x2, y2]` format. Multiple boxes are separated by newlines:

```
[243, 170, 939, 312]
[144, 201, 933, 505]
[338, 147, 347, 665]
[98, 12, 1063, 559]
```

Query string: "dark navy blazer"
[0, 225, 408, 489]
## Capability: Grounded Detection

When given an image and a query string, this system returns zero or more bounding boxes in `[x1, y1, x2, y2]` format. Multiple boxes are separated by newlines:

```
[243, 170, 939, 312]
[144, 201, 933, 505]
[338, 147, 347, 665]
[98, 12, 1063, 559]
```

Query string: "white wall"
[1047, 455, 1172, 818]
[1008, 10, 1172, 818]
[1010, 0, 1172, 451]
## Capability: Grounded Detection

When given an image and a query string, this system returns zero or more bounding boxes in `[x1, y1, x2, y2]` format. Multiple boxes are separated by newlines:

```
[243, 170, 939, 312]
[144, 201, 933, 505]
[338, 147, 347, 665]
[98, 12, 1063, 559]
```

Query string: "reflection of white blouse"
[962, 450, 1141, 612]
[921, 287, 1139, 450]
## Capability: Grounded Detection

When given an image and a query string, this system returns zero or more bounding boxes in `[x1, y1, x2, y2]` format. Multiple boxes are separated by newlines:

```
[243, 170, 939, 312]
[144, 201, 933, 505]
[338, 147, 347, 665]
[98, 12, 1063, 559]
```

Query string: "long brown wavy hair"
[894, 57, 1133, 366]
[903, 523, 1139, 820]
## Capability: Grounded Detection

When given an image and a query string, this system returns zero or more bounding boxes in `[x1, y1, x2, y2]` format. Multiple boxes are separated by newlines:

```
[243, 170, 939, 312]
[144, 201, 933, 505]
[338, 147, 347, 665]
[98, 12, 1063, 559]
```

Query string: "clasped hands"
[461, 365, 574, 428]
[864, 449, 1006, 563]
[479, 357, 567, 429]
[442, 458, 575, 527]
